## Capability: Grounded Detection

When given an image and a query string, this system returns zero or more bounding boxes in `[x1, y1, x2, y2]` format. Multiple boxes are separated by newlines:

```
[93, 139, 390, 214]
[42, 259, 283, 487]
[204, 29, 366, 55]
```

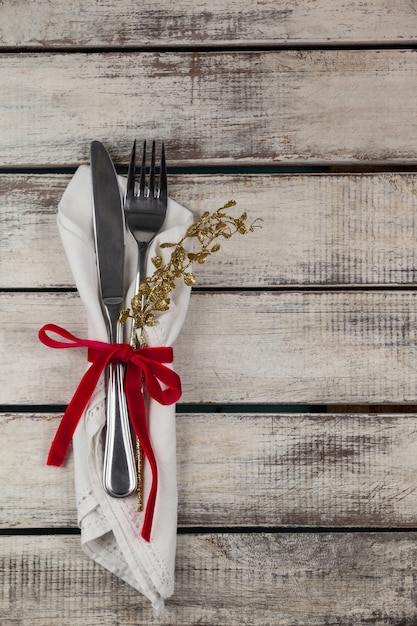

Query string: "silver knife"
[90, 140, 137, 498]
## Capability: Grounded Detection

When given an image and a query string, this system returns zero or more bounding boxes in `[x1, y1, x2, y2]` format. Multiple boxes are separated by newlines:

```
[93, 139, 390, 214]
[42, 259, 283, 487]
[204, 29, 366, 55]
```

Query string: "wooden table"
[2, 1, 417, 623]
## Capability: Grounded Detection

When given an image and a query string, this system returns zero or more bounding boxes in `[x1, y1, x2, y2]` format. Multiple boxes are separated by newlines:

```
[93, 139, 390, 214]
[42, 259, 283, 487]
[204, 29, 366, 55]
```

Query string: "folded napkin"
[55, 164, 193, 613]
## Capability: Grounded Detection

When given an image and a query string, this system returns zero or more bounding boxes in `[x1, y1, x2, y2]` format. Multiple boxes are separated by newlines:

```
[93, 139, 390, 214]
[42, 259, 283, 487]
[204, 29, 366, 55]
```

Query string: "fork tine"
[139, 140, 147, 197]
[149, 140, 156, 197]
[159, 142, 167, 202]
[126, 140, 136, 197]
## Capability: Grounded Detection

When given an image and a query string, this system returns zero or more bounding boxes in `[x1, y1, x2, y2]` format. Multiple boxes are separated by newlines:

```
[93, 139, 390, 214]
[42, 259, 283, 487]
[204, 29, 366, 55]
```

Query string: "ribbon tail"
[125, 363, 158, 543]
[47, 351, 109, 466]
[39, 326, 182, 542]
[138, 352, 182, 406]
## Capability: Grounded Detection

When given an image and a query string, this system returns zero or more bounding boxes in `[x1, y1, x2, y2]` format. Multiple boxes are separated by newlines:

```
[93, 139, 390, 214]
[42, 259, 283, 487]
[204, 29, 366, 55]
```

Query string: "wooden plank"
[2, 412, 417, 529]
[2, 532, 417, 624]
[1, 0, 417, 48]
[2, 51, 417, 166]
[2, 291, 417, 405]
[4, 172, 417, 289]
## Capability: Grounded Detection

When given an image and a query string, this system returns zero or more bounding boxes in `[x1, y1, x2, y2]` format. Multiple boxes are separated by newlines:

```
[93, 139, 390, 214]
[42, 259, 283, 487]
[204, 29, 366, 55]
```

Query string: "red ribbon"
[38, 323, 182, 542]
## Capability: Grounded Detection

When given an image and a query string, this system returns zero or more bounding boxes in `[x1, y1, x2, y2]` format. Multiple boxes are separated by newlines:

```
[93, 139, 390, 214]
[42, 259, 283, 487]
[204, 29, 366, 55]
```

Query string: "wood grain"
[3, 0, 417, 623]
[2, 412, 417, 529]
[3, 51, 417, 166]
[4, 172, 417, 289]
[1, 0, 417, 48]
[2, 290, 417, 405]
[2, 532, 417, 625]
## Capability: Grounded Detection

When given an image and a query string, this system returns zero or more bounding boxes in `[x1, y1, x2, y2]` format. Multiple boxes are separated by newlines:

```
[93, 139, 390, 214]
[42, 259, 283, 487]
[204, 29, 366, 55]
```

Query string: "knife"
[91, 140, 137, 498]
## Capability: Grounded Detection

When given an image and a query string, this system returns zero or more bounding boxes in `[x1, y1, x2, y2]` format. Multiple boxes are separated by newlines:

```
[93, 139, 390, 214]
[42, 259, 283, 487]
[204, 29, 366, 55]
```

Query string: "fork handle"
[130, 241, 148, 510]
[130, 241, 148, 348]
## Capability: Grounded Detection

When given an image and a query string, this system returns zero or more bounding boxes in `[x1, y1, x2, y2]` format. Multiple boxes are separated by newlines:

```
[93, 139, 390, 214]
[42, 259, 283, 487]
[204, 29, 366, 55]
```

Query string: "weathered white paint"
[1, 0, 417, 47]
[2, 533, 417, 624]
[2, 291, 417, 405]
[4, 173, 417, 289]
[2, 1, 417, 622]
[2, 412, 417, 529]
[2, 51, 417, 166]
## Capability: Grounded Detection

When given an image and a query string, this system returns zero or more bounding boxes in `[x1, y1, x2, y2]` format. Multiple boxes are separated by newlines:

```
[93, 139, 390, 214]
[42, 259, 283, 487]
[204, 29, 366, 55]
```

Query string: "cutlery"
[91, 140, 137, 498]
[124, 139, 168, 508]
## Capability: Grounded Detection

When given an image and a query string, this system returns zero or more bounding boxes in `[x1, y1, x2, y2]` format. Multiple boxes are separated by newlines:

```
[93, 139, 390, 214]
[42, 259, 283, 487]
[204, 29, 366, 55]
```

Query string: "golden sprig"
[121, 201, 262, 345]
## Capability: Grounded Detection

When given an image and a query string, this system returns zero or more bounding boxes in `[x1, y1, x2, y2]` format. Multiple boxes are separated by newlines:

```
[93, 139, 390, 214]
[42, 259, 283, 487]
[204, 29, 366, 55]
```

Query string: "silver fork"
[125, 139, 168, 345]
[124, 139, 168, 507]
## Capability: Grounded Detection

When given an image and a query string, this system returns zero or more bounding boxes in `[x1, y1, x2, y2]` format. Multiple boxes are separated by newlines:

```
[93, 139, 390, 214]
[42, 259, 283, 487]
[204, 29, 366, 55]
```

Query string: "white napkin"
[56, 164, 193, 613]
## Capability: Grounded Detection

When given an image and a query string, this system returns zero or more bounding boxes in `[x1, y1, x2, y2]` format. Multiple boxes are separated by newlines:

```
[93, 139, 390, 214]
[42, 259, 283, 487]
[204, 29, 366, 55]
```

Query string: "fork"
[124, 139, 168, 507]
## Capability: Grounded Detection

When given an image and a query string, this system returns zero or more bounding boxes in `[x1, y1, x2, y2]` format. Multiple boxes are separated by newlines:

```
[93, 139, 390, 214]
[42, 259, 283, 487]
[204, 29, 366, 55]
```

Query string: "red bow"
[38, 323, 182, 542]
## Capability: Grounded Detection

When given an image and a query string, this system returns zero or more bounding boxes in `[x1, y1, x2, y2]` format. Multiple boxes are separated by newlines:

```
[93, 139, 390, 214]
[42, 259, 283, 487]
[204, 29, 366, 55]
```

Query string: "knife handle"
[102, 301, 137, 498]
[103, 360, 137, 497]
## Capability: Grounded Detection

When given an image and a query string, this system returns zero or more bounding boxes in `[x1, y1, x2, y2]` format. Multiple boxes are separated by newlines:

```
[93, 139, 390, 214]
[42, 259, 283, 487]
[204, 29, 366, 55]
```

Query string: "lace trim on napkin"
[74, 392, 174, 603]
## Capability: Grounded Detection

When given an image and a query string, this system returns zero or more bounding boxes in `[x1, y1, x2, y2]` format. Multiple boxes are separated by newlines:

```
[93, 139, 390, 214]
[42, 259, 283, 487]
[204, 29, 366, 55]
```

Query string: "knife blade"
[90, 140, 137, 498]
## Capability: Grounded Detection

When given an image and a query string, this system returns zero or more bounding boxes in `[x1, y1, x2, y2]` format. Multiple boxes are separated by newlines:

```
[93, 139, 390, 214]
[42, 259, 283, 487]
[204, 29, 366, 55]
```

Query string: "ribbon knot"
[38, 323, 182, 542]
[108, 342, 134, 363]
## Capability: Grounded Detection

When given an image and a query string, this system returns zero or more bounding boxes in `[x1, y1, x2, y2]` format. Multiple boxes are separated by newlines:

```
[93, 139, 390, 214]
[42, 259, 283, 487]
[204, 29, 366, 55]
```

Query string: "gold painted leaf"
[151, 255, 162, 268]
[184, 272, 197, 286]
